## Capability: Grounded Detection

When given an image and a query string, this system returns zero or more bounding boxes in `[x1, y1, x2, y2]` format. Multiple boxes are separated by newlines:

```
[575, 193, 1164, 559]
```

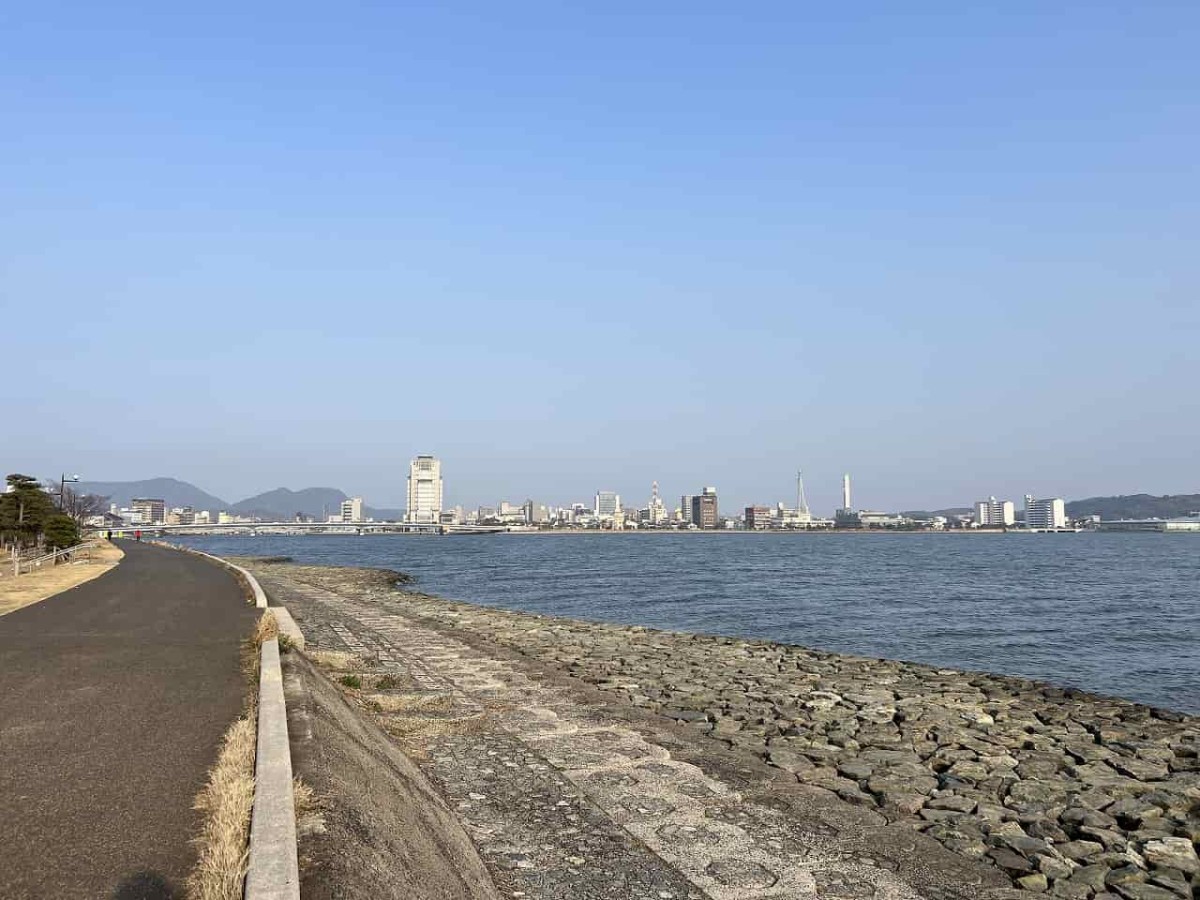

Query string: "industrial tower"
[796, 470, 810, 516]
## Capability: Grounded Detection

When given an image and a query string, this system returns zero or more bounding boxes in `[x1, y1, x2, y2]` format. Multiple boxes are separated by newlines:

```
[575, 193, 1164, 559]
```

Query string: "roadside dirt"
[0, 539, 123, 617]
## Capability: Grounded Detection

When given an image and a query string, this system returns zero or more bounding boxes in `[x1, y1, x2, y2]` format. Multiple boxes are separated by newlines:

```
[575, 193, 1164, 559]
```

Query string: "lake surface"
[175, 532, 1200, 714]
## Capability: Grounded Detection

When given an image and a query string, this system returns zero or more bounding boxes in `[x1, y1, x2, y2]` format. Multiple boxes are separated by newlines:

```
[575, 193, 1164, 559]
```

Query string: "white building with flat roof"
[341, 497, 364, 523]
[974, 496, 1015, 527]
[1024, 495, 1067, 529]
[406, 456, 443, 524]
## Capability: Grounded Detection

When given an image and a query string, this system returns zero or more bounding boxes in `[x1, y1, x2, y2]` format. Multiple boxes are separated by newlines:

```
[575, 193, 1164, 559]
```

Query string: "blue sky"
[3, 2, 1197, 513]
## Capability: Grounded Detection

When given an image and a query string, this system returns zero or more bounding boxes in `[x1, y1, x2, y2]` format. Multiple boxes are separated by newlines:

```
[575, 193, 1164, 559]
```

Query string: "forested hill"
[1066, 494, 1200, 520]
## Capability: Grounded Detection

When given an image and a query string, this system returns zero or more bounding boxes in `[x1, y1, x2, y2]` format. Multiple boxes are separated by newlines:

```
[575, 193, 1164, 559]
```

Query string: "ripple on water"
[179, 532, 1200, 713]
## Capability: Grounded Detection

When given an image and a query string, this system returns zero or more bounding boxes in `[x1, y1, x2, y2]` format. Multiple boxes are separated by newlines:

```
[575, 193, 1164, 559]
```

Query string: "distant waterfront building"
[497, 501, 526, 524]
[594, 491, 620, 519]
[745, 506, 772, 530]
[974, 496, 1015, 527]
[646, 481, 667, 526]
[405, 456, 443, 524]
[340, 497, 364, 523]
[858, 511, 911, 529]
[131, 498, 165, 525]
[679, 495, 694, 526]
[1024, 495, 1067, 529]
[523, 500, 549, 525]
[691, 487, 718, 529]
[1096, 515, 1200, 533]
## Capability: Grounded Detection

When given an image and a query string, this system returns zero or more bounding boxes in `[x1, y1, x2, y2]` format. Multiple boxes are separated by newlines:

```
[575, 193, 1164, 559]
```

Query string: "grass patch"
[338, 674, 363, 689]
[186, 712, 257, 900]
[381, 712, 486, 756]
[375, 673, 402, 690]
[307, 649, 361, 671]
[252, 610, 279, 646]
[293, 777, 325, 839]
[365, 692, 453, 714]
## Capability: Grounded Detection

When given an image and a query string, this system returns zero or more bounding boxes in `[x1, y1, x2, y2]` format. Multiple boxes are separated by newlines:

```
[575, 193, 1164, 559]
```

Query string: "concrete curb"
[148, 541, 299, 898]
[245, 636, 300, 900]
[272, 607, 306, 651]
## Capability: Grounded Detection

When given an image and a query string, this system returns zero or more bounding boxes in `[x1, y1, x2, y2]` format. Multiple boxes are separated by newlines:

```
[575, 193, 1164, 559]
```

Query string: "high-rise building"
[406, 456, 443, 524]
[1024, 495, 1067, 529]
[594, 491, 620, 519]
[131, 498, 165, 525]
[679, 495, 694, 525]
[974, 496, 1015, 527]
[692, 487, 718, 529]
[341, 497, 364, 523]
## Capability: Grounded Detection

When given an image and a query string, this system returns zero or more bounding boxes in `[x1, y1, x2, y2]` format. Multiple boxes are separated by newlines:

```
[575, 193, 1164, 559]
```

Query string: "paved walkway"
[0, 540, 257, 900]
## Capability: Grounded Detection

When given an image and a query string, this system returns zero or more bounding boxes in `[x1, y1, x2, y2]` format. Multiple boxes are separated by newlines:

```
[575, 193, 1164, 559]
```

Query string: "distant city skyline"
[26, 462, 1189, 521]
[5, 5, 1197, 510]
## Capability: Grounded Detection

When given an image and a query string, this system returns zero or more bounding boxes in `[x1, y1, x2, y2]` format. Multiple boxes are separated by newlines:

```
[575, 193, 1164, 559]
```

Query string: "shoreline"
[245, 557, 1200, 898]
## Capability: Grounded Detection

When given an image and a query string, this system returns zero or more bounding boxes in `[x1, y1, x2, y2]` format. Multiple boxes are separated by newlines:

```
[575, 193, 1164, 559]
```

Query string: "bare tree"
[48, 482, 110, 525]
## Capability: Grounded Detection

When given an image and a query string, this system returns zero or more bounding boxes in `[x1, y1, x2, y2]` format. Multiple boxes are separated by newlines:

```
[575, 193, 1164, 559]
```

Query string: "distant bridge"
[114, 521, 513, 537]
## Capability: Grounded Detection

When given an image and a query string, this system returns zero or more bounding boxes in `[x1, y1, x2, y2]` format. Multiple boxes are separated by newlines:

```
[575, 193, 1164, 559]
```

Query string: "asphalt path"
[0, 540, 257, 899]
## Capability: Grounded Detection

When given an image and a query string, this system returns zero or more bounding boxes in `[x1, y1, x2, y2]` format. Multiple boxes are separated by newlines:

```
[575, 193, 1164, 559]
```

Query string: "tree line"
[0, 473, 109, 554]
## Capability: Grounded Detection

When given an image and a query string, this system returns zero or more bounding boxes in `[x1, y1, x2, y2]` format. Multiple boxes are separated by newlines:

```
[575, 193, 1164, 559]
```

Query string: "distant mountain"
[77, 477, 229, 511]
[1066, 494, 1200, 520]
[72, 478, 405, 520]
[230, 487, 349, 520]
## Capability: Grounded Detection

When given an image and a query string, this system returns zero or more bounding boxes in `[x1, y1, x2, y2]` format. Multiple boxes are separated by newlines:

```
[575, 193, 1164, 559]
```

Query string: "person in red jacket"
[134, 529, 142, 542]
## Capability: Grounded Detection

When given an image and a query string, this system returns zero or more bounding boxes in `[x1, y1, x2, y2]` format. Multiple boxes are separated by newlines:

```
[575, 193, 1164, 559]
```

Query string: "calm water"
[176, 532, 1200, 714]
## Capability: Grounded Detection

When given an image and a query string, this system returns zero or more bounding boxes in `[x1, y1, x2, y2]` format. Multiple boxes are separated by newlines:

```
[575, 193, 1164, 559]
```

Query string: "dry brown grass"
[0, 540, 123, 617]
[307, 649, 362, 671]
[381, 712, 486, 756]
[251, 610, 279, 646]
[293, 777, 325, 838]
[187, 610, 287, 899]
[365, 692, 454, 714]
[186, 712, 258, 900]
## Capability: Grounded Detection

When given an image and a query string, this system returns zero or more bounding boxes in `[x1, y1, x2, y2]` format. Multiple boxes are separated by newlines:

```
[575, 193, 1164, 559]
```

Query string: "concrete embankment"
[241, 560, 1200, 899]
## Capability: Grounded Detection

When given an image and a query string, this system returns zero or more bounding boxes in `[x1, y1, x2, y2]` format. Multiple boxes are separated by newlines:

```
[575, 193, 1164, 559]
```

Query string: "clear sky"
[3, 2, 1197, 514]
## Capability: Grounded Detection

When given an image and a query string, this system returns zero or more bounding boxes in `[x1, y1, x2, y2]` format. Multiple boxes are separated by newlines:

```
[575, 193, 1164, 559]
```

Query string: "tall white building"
[1024, 495, 1067, 529]
[594, 491, 620, 519]
[974, 496, 1015, 527]
[340, 497, 364, 523]
[406, 456, 444, 524]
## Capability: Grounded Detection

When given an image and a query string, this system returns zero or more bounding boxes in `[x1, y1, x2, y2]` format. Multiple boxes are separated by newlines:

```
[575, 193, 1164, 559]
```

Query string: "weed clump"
[375, 673, 401, 690]
[186, 712, 256, 900]
[339, 674, 362, 689]
[251, 611, 279, 647]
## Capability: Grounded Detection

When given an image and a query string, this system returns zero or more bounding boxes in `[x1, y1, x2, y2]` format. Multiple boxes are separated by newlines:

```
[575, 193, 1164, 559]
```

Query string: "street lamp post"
[59, 473, 80, 513]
